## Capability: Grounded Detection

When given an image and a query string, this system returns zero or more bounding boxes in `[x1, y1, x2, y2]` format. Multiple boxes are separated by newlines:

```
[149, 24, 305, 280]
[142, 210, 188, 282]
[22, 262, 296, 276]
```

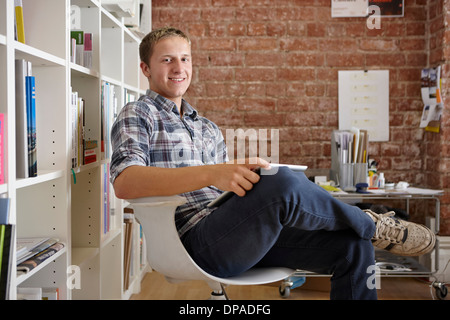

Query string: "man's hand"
[208, 157, 271, 197]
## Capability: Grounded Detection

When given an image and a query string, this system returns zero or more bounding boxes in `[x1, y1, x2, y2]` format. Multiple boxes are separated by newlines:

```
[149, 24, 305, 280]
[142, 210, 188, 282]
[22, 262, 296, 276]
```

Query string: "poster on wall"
[331, 0, 368, 17]
[338, 70, 390, 142]
[332, 0, 404, 18]
[369, 0, 404, 17]
[420, 66, 443, 132]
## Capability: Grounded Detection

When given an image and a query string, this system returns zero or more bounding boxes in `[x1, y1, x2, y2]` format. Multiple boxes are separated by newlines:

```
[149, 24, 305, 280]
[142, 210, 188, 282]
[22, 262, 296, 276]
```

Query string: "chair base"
[208, 284, 229, 300]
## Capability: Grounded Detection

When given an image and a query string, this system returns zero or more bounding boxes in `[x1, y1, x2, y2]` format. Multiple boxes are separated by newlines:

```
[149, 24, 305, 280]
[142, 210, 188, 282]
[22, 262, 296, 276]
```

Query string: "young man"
[110, 27, 435, 300]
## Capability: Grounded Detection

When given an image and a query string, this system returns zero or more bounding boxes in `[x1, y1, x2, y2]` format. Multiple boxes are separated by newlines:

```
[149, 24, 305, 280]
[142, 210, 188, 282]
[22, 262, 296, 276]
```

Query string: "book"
[0, 198, 10, 225]
[0, 225, 4, 285]
[101, 82, 116, 159]
[70, 38, 76, 63]
[14, 0, 25, 43]
[78, 98, 85, 165]
[26, 76, 37, 177]
[71, 89, 78, 167]
[123, 214, 133, 290]
[0, 113, 4, 184]
[103, 163, 110, 234]
[17, 242, 64, 275]
[70, 90, 87, 168]
[15, 59, 31, 179]
[83, 33, 92, 69]
[70, 30, 84, 66]
[84, 143, 97, 164]
[0, 224, 14, 299]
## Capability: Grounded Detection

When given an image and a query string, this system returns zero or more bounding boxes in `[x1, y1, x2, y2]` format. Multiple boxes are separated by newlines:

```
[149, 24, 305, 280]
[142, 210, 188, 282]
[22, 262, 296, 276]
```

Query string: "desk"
[279, 187, 447, 299]
[333, 187, 443, 276]
[331, 187, 443, 236]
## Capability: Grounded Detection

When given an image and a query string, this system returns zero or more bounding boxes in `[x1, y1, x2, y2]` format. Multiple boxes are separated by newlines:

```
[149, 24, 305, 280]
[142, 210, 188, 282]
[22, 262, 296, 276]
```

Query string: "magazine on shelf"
[16, 237, 59, 265]
[17, 242, 65, 275]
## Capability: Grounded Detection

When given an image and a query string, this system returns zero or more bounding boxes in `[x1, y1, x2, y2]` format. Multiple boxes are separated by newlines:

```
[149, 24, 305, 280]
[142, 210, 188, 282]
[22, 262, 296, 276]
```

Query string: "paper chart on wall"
[338, 70, 389, 142]
[331, 0, 368, 17]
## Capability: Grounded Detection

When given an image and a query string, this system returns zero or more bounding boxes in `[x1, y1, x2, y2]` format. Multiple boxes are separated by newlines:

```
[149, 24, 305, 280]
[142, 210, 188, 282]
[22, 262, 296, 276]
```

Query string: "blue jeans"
[182, 167, 377, 299]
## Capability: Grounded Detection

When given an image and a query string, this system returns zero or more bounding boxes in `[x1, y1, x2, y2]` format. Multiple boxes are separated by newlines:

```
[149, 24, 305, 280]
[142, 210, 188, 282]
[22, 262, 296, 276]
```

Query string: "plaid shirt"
[110, 90, 228, 236]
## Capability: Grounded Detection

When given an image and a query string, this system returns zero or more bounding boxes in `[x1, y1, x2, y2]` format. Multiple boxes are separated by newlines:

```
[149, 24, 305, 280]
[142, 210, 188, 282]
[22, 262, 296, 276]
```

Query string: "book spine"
[70, 31, 84, 65]
[83, 33, 93, 69]
[15, 59, 29, 178]
[0, 113, 4, 184]
[14, 0, 25, 43]
[0, 225, 5, 281]
[0, 225, 14, 299]
[26, 76, 37, 177]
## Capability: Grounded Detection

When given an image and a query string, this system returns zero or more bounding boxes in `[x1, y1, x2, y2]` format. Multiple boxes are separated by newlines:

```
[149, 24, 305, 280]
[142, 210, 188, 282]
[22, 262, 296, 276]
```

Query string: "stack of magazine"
[16, 238, 64, 275]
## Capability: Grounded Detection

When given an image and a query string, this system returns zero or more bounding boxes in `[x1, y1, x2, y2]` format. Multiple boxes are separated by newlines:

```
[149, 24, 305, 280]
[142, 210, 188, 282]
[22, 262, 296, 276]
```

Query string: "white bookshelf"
[1, 0, 149, 300]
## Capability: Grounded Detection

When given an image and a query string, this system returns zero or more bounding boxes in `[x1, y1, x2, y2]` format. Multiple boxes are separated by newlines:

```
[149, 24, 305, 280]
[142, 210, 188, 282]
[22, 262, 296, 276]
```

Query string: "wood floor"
[131, 270, 441, 300]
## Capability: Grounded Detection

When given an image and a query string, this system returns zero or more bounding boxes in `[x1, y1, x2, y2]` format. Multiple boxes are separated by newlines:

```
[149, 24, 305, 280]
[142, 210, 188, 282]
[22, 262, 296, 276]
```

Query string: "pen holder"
[339, 163, 354, 190]
[353, 163, 368, 186]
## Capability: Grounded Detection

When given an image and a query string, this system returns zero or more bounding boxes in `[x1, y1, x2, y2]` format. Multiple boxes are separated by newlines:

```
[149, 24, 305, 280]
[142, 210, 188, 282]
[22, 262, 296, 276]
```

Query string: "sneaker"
[364, 210, 436, 256]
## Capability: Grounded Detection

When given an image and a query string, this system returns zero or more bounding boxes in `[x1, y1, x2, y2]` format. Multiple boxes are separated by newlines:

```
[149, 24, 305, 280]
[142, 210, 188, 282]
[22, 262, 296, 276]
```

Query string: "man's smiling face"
[141, 36, 192, 109]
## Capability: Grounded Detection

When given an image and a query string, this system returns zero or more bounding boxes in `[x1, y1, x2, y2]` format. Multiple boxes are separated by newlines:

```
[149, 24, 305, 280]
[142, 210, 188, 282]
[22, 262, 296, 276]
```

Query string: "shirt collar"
[146, 89, 198, 119]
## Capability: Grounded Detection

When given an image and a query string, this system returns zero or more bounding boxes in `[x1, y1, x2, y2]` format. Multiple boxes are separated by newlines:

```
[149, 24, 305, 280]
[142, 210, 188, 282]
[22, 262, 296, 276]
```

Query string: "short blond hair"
[139, 27, 191, 65]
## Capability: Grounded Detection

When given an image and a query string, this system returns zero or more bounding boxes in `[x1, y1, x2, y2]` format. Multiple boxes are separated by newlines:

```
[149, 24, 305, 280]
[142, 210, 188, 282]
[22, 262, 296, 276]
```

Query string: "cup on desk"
[353, 163, 368, 186]
[339, 163, 354, 190]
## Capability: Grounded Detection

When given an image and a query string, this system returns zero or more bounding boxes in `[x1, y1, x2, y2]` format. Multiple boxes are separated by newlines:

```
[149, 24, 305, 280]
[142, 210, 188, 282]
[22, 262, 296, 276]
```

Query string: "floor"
[130, 270, 444, 300]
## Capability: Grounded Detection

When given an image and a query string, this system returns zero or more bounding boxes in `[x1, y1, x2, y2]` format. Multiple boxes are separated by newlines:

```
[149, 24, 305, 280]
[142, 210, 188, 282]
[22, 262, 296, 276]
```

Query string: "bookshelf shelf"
[15, 169, 65, 189]
[14, 41, 66, 67]
[70, 62, 100, 79]
[1, 0, 150, 300]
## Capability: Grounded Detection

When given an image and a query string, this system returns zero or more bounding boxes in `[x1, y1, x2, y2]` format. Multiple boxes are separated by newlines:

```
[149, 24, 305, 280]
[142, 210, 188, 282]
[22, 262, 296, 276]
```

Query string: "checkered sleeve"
[110, 101, 153, 184]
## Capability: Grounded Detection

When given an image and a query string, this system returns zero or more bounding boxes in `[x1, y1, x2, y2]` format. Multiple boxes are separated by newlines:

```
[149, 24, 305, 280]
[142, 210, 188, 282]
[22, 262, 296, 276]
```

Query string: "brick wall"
[151, 0, 450, 235]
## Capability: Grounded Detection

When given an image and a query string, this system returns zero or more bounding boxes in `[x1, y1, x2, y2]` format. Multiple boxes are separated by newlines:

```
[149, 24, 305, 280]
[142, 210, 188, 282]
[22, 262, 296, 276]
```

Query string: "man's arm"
[113, 158, 270, 199]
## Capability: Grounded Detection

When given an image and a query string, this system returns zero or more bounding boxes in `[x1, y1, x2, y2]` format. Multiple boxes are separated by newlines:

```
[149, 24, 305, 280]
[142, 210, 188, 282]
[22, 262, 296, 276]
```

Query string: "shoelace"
[373, 212, 406, 244]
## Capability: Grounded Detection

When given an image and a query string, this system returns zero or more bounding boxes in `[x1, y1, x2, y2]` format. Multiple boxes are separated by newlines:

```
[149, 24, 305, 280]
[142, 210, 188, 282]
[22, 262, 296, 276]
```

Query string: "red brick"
[228, 23, 246, 36]
[198, 38, 236, 51]
[244, 112, 285, 127]
[235, 8, 276, 21]
[360, 39, 398, 51]
[235, 67, 276, 82]
[276, 68, 315, 81]
[208, 52, 244, 66]
[247, 23, 266, 36]
[198, 67, 234, 81]
[237, 98, 276, 111]
[286, 53, 324, 67]
[158, 8, 201, 22]
[238, 38, 278, 51]
[280, 38, 318, 51]
[246, 53, 283, 67]
[202, 7, 235, 21]
[307, 23, 326, 37]
[327, 53, 364, 67]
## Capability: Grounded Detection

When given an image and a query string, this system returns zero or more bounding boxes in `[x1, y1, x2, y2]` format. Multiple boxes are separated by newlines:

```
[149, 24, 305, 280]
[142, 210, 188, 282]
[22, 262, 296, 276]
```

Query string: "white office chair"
[128, 195, 295, 299]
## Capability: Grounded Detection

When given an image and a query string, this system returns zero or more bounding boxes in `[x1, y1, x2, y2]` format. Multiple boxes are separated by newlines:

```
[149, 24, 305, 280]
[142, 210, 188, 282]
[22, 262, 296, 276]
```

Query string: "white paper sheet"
[338, 70, 390, 141]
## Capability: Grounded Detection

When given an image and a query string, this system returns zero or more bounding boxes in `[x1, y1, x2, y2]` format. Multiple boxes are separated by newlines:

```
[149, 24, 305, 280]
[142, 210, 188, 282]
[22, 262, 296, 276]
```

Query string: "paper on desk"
[368, 187, 443, 195]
